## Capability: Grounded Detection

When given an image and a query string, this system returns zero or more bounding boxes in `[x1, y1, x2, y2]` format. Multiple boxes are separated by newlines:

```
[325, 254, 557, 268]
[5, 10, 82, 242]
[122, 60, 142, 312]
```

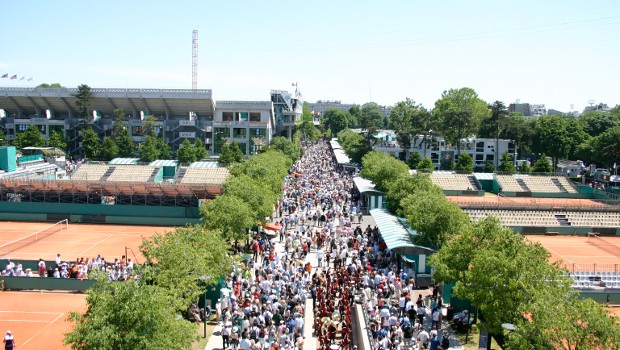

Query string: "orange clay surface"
[448, 194, 606, 207]
[0, 221, 170, 262]
[0, 291, 88, 350]
[527, 235, 620, 271]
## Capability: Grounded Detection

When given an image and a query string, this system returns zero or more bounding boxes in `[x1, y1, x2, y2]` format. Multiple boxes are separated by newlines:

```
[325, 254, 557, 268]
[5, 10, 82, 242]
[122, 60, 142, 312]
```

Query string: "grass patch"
[456, 323, 481, 350]
[192, 320, 217, 350]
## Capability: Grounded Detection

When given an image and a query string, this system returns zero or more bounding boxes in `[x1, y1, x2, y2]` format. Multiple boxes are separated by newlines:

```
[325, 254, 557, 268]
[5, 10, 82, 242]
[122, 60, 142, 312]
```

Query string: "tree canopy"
[73, 84, 93, 120]
[12, 125, 45, 149]
[99, 137, 118, 161]
[219, 142, 244, 165]
[386, 173, 442, 216]
[360, 151, 410, 192]
[454, 153, 474, 172]
[337, 129, 371, 164]
[497, 151, 516, 173]
[177, 139, 197, 165]
[81, 128, 100, 160]
[115, 128, 135, 158]
[48, 130, 67, 151]
[269, 136, 301, 161]
[201, 194, 256, 242]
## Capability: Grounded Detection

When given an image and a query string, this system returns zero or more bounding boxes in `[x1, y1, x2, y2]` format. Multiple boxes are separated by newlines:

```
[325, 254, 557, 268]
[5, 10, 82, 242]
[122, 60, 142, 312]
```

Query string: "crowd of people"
[1, 253, 135, 281]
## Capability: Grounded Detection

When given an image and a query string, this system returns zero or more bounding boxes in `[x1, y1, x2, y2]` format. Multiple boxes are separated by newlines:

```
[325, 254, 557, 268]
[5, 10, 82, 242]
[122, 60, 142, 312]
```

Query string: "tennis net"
[0, 219, 69, 258]
[587, 232, 620, 258]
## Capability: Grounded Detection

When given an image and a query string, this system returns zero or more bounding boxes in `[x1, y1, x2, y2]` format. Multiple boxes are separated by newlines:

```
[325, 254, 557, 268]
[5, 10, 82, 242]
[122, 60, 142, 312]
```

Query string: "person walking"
[3, 331, 15, 350]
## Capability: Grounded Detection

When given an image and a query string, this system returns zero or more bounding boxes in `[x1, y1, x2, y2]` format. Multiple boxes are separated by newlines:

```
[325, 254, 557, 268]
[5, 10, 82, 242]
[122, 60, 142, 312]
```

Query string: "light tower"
[192, 29, 198, 90]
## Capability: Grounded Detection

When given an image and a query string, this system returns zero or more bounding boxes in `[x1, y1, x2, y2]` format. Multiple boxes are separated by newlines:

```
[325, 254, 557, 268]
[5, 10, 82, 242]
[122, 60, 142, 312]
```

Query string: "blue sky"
[1, 0, 618, 112]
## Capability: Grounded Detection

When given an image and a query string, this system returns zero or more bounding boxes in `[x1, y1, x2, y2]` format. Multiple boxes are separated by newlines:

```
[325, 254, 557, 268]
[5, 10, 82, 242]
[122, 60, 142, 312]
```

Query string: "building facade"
[0, 87, 302, 156]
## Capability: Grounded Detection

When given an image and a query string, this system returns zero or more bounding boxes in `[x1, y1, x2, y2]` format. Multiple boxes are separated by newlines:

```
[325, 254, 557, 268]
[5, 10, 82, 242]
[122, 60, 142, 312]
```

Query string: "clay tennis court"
[0, 291, 87, 350]
[448, 194, 607, 208]
[0, 221, 171, 262]
[527, 235, 620, 272]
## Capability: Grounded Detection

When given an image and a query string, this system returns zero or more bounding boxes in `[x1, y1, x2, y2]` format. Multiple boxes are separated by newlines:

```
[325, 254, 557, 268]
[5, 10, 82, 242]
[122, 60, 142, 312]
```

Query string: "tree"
[497, 151, 516, 173]
[579, 110, 620, 137]
[37, 83, 63, 88]
[518, 161, 530, 173]
[322, 108, 350, 135]
[229, 150, 291, 196]
[138, 134, 160, 162]
[81, 128, 100, 160]
[348, 105, 361, 128]
[99, 137, 118, 161]
[219, 142, 243, 165]
[111, 108, 126, 138]
[359, 102, 384, 142]
[139, 225, 232, 309]
[72, 84, 93, 120]
[417, 157, 434, 171]
[481, 101, 509, 166]
[193, 139, 208, 160]
[337, 129, 371, 164]
[531, 115, 571, 171]
[360, 151, 410, 192]
[201, 195, 255, 241]
[589, 127, 620, 168]
[224, 174, 276, 220]
[434, 87, 489, 155]
[401, 190, 470, 249]
[48, 130, 67, 151]
[532, 154, 553, 173]
[156, 136, 173, 160]
[483, 160, 495, 173]
[115, 128, 135, 157]
[501, 112, 532, 158]
[269, 136, 301, 161]
[12, 125, 45, 149]
[177, 139, 196, 165]
[565, 117, 590, 160]
[389, 98, 428, 156]
[406, 152, 421, 169]
[454, 153, 474, 172]
[65, 278, 197, 350]
[386, 173, 442, 216]
[0, 129, 6, 146]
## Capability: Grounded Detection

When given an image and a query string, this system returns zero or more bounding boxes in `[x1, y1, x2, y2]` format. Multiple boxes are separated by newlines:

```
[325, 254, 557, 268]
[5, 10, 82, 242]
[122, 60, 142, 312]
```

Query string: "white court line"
[545, 246, 575, 265]
[0, 320, 50, 323]
[20, 312, 65, 347]
[0, 311, 62, 314]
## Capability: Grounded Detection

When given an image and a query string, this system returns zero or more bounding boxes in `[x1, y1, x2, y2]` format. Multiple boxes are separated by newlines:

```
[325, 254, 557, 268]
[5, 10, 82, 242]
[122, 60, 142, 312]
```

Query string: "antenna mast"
[192, 29, 198, 90]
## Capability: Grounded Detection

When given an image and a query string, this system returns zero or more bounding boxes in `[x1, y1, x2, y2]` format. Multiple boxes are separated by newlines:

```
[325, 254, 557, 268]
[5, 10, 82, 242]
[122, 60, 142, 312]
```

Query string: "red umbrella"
[264, 223, 282, 231]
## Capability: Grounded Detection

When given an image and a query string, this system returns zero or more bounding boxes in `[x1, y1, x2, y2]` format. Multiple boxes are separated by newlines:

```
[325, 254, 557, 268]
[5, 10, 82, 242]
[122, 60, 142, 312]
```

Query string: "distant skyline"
[1, 0, 618, 112]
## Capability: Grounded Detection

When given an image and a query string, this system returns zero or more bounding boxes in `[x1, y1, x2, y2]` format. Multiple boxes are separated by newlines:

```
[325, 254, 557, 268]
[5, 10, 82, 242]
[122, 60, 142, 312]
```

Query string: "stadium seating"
[564, 211, 620, 227]
[105, 165, 156, 182]
[430, 172, 479, 190]
[464, 209, 620, 227]
[495, 174, 578, 193]
[70, 164, 109, 181]
[179, 167, 230, 185]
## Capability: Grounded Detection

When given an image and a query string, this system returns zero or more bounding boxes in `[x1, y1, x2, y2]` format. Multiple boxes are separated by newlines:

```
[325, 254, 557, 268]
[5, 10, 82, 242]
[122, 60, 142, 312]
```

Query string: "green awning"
[109, 158, 140, 165]
[189, 161, 219, 168]
[353, 176, 384, 195]
[149, 159, 178, 167]
[370, 209, 435, 255]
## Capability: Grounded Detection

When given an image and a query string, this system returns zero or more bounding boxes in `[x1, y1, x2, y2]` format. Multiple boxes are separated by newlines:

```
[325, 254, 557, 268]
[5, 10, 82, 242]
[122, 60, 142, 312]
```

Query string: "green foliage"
[497, 151, 516, 173]
[219, 142, 244, 165]
[81, 128, 100, 160]
[531, 115, 572, 170]
[115, 128, 135, 158]
[361, 151, 410, 192]
[359, 102, 385, 141]
[99, 137, 118, 161]
[518, 161, 530, 173]
[401, 189, 469, 249]
[532, 154, 553, 173]
[430, 218, 573, 335]
[177, 139, 196, 165]
[298, 119, 320, 141]
[224, 174, 276, 220]
[478, 101, 508, 139]
[138, 134, 160, 162]
[12, 124, 45, 149]
[322, 108, 350, 135]
[201, 195, 255, 241]
[111, 108, 126, 138]
[348, 105, 361, 128]
[386, 173, 442, 216]
[37, 83, 64, 88]
[73, 84, 93, 120]
[230, 150, 291, 196]
[337, 129, 371, 164]
[48, 130, 67, 151]
[193, 139, 208, 160]
[156, 136, 173, 160]
[454, 153, 474, 172]
[433, 87, 489, 154]
[140, 225, 232, 309]
[501, 113, 532, 157]
[64, 278, 197, 350]
[389, 98, 430, 152]
[406, 152, 421, 169]
[269, 136, 301, 161]
[579, 110, 620, 137]
[581, 126, 620, 167]
[417, 157, 434, 171]
[0, 130, 6, 146]
[483, 160, 495, 173]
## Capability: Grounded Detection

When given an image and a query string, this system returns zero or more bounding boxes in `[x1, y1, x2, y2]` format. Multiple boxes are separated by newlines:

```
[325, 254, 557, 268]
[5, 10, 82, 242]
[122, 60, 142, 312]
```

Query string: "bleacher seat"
[430, 172, 479, 191]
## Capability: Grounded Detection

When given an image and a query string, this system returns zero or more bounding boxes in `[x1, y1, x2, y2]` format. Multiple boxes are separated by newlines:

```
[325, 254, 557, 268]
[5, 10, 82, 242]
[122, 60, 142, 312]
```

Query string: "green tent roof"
[189, 161, 219, 168]
[370, 209, 435, 255]
[109, 158, 140, 165]
[149, 159, 178, 167]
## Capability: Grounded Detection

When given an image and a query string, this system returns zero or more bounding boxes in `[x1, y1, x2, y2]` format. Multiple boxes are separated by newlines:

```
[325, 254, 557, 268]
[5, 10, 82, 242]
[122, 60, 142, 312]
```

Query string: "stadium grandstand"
[0, 86, 303, 156]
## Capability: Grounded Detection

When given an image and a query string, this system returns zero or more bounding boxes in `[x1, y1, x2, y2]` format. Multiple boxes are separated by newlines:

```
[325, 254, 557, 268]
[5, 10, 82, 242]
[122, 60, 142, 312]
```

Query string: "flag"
[19, 76, 25, 81]
[10, 75, 17, 80]
[291, 82, 296, 87]
[28, 77, 33, 82]
[1, 74, 7, 78]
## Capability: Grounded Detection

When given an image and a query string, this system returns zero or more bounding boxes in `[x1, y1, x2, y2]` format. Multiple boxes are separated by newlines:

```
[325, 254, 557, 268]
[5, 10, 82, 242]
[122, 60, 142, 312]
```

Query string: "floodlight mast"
[192, 30, 198, 90]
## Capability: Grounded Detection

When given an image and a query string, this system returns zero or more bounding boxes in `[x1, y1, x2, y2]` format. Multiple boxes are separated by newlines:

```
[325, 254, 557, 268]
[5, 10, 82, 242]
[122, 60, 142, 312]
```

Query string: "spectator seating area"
[570, 271, 620, 289]
[495, 174, 578, 193]
[430, 172, 479, 190]
[105, 165, 158, 182]
[178, 167, 230, 185]
[464, 209, 620, 227]
[70, 164, 109, 181]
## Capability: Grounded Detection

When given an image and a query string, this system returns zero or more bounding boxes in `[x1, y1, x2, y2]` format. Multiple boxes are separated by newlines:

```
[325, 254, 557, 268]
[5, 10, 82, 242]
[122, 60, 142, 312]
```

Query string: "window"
[237, 143, 247, 155]
[222, 112, 233, 122]
[250, 128, 265, 137]
[233, 128, 247, 138]
[17, 124, 28, 132]
[132, 126, 145, 136]
[249, 112, 261, 122]
[486, 155, 494, 162]
[476, 154, 484, 161]
[213, 128, 230, 153]
[476, 142, 484, 153]
[235, 112, 248, 121]
[37, 125, 46, 133]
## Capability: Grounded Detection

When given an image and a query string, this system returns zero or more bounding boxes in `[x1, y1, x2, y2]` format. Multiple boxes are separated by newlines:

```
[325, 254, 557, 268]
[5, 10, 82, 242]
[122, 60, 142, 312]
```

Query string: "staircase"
[174, 167, 187, 182]
[100, 166, 115, 181]
[515, 178, 530, 191]
[148, 168, 161, 182]
[555, 214, 571, 226]
[551, 178, 568, 193]
[467, 176, 478, 190]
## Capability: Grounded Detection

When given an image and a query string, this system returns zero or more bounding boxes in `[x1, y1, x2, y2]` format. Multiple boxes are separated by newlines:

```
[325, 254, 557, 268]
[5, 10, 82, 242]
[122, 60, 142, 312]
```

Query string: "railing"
[561, 262, 620, 274]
